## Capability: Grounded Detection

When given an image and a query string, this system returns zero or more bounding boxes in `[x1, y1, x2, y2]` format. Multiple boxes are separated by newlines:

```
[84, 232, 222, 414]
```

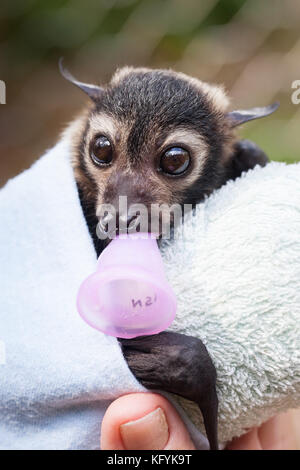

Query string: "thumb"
[100, 392, 196, 450]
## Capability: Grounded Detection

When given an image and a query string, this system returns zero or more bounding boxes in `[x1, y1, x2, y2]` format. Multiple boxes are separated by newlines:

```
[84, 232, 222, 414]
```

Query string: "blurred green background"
[0, 0, 300, 186]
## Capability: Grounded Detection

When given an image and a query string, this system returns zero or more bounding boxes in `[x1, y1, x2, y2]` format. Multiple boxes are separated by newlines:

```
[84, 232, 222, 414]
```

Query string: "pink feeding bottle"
[77, 233, 177, 338]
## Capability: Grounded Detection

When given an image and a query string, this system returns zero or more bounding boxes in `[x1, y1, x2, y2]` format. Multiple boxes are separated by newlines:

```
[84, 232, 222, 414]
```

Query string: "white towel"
[0, 138, 206, 450]
[0, 136, 299, 449]
[163, 161, 300, 445]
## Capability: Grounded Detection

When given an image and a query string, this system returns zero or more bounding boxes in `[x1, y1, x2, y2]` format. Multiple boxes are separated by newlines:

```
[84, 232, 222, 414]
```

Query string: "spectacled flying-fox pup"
[60, 59, 278, 450]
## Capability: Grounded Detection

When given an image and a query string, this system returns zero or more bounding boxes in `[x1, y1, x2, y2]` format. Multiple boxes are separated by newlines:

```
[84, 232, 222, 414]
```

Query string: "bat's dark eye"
[91, 136, 113, 166]
[160, 147, 190, 175]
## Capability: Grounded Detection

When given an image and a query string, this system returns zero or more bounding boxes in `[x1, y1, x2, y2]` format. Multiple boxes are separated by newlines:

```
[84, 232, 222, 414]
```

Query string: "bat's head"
[61, 60, 278, 240]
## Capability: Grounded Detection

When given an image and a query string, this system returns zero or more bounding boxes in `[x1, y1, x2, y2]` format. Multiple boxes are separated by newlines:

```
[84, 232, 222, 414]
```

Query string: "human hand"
[227, 411, 299, 450]
[101, 392, 299, 450]
[101, 392, 195, 450]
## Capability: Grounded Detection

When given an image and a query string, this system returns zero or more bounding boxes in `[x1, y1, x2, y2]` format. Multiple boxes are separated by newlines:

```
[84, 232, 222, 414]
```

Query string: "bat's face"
[70, 67, 234, 237]
[63, 64, 277, 239]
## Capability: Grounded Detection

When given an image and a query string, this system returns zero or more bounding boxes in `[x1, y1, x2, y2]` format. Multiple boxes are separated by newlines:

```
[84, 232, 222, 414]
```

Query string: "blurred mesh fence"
[0, 0, 300, 185]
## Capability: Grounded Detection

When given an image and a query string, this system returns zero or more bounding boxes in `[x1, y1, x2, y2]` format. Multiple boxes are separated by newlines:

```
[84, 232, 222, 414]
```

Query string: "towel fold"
[0, 135, 299, 449]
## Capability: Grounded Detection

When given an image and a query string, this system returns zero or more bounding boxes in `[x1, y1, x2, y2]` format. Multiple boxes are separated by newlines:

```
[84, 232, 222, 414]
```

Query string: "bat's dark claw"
[119, 331, 219, 450]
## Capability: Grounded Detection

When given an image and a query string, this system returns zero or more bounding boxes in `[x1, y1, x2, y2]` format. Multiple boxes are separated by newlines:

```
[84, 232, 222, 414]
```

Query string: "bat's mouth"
[96, 210, 177, 243]
[97, 225, 161, 248]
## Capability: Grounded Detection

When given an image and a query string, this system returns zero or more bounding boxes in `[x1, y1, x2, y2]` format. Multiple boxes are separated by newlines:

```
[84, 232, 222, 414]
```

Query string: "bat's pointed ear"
[59, 57, 104, 101]
[226, 102, 279, 127]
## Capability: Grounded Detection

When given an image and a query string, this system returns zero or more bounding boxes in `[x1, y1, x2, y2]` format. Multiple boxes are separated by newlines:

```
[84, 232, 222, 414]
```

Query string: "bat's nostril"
[128, 213, 139, 228]
[98, 213, 114, 234]
[119, 213, 140, 232]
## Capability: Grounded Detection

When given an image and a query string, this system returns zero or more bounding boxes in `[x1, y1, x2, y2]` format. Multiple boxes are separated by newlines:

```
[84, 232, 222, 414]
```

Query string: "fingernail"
[120, 407, 169, 450]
